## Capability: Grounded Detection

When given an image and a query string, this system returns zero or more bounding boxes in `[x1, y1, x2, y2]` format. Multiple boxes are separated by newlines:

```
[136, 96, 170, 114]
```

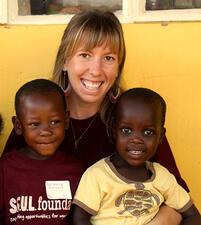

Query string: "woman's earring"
[109, 86, 120, 103]
[60, 70, 71, 95]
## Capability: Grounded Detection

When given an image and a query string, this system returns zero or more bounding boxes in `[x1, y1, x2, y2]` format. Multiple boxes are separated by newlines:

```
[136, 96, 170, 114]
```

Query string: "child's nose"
[40, 124, 52, 136]
[130, 133, 143, 144]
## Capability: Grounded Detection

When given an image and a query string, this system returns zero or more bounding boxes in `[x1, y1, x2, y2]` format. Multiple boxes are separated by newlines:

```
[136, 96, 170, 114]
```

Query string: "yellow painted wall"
[0, 22, 201, 211]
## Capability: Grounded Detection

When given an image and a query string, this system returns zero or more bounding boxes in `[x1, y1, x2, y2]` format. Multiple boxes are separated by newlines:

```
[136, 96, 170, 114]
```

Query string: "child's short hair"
[115, 87, 166, 126]
[15, 79, 67, 117]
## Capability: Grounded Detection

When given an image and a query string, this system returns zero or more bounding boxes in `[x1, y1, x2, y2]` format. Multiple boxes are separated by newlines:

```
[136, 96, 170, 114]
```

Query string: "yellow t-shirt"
[73, 157, 192, 225]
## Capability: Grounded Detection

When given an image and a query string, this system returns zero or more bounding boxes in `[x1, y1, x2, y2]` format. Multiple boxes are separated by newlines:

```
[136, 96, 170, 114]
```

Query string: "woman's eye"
[121, 128, 132, 134]
[104, 56, 115, 63]
[144, 130, 155, 136]
[80, 53, 90, 59]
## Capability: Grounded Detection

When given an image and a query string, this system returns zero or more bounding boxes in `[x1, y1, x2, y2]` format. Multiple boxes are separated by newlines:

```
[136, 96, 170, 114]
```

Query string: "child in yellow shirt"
[72, 87, 201, 225]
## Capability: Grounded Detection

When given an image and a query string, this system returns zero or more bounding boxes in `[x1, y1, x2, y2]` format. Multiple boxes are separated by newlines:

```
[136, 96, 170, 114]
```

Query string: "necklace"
[70, 114, 97, 150]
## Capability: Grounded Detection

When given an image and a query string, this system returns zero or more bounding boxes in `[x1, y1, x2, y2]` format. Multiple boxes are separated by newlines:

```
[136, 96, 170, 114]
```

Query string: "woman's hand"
[147, 205, 182, 225]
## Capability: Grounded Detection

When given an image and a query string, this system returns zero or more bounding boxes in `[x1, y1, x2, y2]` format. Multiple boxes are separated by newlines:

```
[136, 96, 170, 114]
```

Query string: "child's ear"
[12, 116, 22, 135]
[65, 111, 70, 130]
[159, 127, 166, 143]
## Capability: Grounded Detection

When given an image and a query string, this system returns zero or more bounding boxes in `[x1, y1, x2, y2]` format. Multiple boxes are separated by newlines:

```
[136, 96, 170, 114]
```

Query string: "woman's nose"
[89, 58, 102, 76]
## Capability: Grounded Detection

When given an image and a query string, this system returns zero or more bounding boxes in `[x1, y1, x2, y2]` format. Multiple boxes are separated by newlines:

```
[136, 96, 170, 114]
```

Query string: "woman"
[4, 10, 186, 224]
[52, 9, 188, 189]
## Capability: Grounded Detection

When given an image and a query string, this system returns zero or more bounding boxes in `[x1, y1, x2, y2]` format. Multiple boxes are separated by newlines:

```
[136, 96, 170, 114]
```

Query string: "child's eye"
[29, 122, 39, 127]
[50, 120, 60, 125]
[144, 130, 155, 136]
[121, 128, 132, 134]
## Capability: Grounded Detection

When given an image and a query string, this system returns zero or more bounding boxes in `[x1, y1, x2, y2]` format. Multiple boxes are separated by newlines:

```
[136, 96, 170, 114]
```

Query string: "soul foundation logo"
[9, 195, 71, 214]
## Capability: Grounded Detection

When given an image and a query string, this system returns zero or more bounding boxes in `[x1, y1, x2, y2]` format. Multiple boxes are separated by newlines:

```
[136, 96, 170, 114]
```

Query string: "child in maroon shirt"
[0, 79, 85, 225]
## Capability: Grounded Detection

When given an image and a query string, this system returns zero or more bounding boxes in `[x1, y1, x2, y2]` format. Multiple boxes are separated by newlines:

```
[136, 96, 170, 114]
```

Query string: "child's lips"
[37, 140, 55, 145]
[129, 150, 143, 155]
[128, 143, 144, 150]
[127, 144, 145, 156]
[127, 149, 146, 159]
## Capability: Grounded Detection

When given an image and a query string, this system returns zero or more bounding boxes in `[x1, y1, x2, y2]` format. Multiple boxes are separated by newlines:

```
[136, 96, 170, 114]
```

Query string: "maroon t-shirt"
[0, 150, 85, 225]
[3, 114, 189, 192]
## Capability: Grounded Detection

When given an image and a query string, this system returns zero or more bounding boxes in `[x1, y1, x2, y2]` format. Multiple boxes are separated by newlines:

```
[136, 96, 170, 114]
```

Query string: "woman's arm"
[180, 204, 201, 225]
[151, 136, 189, 192]
[147, 205, 182, 225]
[72, 205, 92, 225]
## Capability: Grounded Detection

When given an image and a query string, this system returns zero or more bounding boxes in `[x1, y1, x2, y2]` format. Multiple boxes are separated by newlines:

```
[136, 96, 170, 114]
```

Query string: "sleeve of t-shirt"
[154, 163, 192, 213]
[73, 166, 102, 216]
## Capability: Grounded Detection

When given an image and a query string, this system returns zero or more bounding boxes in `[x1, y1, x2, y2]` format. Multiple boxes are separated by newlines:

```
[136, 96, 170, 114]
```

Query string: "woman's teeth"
[82, 80, 102, 90]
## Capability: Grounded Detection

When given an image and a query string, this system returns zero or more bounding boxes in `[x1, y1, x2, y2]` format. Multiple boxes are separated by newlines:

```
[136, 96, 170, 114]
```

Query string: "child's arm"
[146, 205, 182, 225]
[72, 205, 92, 225]
[180, 204, 201, 225]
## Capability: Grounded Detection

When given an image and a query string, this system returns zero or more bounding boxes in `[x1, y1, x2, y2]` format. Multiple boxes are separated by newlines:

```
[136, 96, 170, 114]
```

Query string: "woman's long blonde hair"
[52, 10, 126, 124]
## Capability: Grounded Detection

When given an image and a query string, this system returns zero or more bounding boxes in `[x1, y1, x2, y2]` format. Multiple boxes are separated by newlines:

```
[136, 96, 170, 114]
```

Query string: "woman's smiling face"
[64, 43, 119, 105]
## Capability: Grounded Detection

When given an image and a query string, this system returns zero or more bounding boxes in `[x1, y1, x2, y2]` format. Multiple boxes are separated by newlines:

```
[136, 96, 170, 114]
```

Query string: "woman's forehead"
[78, 41, 117, 51]
[73, 38, 119, 54]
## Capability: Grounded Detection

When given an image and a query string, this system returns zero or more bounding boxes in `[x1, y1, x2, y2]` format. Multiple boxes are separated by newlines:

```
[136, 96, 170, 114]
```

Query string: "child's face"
[114, 99, 165, 167]
[15, 92, 68, 159]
